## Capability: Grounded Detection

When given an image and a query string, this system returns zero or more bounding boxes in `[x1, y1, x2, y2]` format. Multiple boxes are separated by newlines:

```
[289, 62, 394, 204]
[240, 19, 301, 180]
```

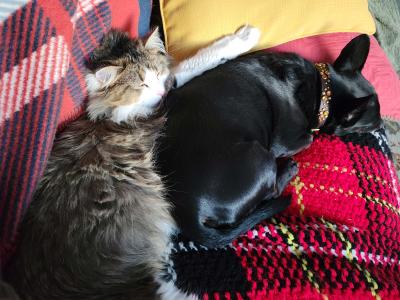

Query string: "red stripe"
[4, 7, 46, 216]
[0, 9, 23, 200]
[236, 293, 244, 300]
[1, 4, 33, 204]
[3, 9, 22, 116]
[109, 0, 139, 37]
[3, 26, 54, 239]
[17, 32, 50, 207]
[37, 0, 74, 45]
[15, 47, 67, 255]
[69, 56, 87, 95]
[0, 17, 12, 180]
[0, 88, 23, 200]
[24, 41, 60, 203]
[16, 2, 32, 73]
[47, 55, 65, 140]
[75, 1, 97, 54]
[133, 0, 140, 37]
[10, 43, 65, 242]
[89, 0, 108, 32]
[57, 91, 83, 126]
[0, 18, 11, 121]
[48, 43, 68, 131]
[0, 13, 12, 76]
[12, 72, 61, 243]
[0, 5, 40, 212]
[25, 44, 56, 192]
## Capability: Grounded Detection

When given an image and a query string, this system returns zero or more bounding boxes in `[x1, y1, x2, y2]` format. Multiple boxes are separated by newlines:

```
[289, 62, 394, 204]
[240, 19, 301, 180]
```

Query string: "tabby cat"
[9, 26, 260, 300]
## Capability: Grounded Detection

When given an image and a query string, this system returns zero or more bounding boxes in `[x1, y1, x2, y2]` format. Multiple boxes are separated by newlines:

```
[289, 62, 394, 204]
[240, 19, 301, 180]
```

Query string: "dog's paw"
[286, 159, 299, 178]
[234, 25, 261, 50]
[274, 158, 299, 196]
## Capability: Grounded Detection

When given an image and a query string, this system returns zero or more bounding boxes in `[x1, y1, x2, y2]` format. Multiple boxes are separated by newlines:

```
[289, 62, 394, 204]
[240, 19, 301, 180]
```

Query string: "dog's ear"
[333, 34, 370, 72]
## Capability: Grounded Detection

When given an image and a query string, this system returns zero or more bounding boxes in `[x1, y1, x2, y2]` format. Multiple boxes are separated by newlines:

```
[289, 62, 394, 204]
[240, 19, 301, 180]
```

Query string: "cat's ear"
[145, 27, 166, 53]
[95, 66, 121, 85]
[86, 66, 121, 94]
[333, 34, 370, 72]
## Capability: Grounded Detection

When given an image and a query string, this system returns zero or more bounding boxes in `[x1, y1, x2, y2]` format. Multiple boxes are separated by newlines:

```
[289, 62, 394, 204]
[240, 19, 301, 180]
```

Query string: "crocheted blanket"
[161, 130, 400, 300]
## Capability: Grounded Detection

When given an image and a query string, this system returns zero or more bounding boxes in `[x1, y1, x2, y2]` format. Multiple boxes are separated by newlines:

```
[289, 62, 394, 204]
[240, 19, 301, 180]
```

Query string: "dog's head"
[322, 34, 381, 135]
[159, 139, 295, 248]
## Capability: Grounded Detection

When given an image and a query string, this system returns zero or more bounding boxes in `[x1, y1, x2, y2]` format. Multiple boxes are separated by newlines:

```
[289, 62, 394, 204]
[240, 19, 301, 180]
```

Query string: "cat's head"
[323, 34, 381, 135]
[85, 28, 171, 123]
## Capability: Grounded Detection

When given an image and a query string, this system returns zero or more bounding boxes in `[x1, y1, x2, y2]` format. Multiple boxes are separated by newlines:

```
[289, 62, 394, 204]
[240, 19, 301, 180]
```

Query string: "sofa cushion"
[159, 0, 375, 61]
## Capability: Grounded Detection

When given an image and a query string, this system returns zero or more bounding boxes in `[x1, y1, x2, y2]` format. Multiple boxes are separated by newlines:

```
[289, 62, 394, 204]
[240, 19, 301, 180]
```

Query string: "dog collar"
[312, 63, 332, 131]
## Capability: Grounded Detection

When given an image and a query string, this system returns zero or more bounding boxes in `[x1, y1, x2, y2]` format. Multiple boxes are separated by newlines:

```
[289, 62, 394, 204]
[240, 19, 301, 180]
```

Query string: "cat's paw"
[234, 25, 261, 51]
[214, 25, 261, 60]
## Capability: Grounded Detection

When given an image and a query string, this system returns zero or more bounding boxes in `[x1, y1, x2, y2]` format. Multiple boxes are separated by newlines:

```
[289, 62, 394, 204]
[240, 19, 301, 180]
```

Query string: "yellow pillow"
[160, 0, 376, 61]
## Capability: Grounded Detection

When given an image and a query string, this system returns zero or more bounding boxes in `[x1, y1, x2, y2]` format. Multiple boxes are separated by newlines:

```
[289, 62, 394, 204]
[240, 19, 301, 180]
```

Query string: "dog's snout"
[202, 218, 235, 231]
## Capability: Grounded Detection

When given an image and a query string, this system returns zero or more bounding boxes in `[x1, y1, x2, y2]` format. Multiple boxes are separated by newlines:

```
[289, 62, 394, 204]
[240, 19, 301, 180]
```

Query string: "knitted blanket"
[160, 130, 400, 300]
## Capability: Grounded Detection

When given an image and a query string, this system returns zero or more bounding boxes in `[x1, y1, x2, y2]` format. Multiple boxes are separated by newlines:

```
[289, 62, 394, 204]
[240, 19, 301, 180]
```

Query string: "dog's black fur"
[156, 35, 381, 248]
[0, 279, 20, 300]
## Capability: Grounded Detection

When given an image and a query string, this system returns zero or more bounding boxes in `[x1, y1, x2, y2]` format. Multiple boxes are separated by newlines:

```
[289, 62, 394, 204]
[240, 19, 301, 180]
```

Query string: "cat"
[7, 26, 260, 300]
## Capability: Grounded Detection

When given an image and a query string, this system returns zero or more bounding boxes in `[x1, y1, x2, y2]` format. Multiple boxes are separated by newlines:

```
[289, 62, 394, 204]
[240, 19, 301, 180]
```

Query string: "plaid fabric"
[0, 0, 151, 269]
[162, 130, 400, 300]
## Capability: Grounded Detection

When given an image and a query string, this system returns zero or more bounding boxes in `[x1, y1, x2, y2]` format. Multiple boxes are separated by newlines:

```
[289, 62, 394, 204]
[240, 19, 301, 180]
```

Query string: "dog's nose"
[202, 218, 235, 231]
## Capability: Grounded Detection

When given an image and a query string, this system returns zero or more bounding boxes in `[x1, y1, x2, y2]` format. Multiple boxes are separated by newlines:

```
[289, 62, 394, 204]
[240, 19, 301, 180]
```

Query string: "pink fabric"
[266, 32, 400, 120]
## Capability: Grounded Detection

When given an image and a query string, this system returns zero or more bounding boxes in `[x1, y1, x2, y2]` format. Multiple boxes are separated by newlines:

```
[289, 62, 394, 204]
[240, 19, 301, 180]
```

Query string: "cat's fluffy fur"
[8, 26, 261, 299]
[9, 30, 174, 300]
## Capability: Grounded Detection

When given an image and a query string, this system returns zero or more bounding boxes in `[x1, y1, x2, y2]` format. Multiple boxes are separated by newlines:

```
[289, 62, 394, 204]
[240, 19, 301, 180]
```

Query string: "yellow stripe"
[305, 183, 400, 216]
[298, 162, 389, 186]
[322, 219, 381, 300]
[290, 176, 305, 215]
[272, 218, 328, 299]
[364, 195, 400, 216]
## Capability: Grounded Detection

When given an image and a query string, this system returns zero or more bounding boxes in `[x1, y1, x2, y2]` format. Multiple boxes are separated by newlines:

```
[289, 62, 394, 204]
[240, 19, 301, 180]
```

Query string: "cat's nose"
[156, 90, 165, 96]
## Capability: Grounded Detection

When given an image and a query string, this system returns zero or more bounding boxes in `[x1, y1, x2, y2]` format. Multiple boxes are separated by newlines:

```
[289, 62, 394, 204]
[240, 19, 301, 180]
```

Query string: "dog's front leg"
[273, 158, 299, 197]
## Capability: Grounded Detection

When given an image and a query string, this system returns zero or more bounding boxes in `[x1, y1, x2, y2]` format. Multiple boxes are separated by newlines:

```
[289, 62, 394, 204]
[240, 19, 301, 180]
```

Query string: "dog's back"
[157, 51, 308, 247]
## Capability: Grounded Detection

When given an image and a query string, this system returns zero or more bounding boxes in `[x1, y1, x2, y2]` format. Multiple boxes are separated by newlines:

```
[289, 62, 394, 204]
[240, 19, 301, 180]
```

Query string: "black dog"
[156, 34, 381, 248]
